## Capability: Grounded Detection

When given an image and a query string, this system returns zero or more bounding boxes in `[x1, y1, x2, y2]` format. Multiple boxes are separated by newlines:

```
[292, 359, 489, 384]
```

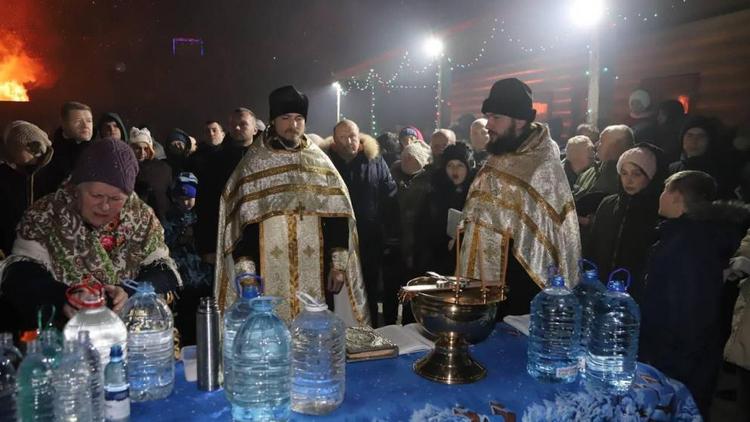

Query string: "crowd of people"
[0, 79, 749, 419]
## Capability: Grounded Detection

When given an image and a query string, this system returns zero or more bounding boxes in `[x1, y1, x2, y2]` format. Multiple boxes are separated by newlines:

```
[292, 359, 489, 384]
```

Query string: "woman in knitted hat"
[130, 127, 173, 222]
[585, 143, 667, 304]
[669, 115, 729, 195]
[0, 138, 181, 334]
[415, 143, 476, 276]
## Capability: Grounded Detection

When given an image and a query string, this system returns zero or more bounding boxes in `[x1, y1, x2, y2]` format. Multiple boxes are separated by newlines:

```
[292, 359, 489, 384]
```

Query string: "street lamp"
[570, 0, 606, 125]
[332, 81, 342, 123]
[424, 36, 445, 129]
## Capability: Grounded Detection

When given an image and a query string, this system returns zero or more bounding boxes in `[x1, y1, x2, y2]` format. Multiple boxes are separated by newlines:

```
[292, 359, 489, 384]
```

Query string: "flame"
[0, 32, 48, 102]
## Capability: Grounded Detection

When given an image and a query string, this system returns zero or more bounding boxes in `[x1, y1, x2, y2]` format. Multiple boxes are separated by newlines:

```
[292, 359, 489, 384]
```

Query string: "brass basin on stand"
[402, 275, 506, 384]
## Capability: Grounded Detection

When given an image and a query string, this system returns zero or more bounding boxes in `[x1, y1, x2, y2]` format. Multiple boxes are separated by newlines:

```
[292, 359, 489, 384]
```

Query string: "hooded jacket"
[96, 112, 129, 143]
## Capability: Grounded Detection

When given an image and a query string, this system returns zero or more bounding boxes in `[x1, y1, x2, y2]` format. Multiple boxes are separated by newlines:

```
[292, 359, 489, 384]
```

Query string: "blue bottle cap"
[549, 274, 566, 288]
[110, 344, 123, 358]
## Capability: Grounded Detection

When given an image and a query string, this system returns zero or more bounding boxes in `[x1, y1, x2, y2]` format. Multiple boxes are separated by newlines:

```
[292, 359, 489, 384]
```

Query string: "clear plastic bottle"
[291, 292, 345, 415]
[230, 297, 291, 422]
[0, 340, 19, 422]
[38, 328, 63, 370]
[584, 268, 641, 393]
[223, 273, 261, 402]
[63, 283, 127, 367]
[104, 345, 130, 422]
[572, 260, 606, 369]
[118, 281, 174, 401]
[78, 331, 105, 422]
[527, 272, 582, 383]
[1, 332, 23, 369]
[53, 340, 93, 422]
[16, 339, 55, 422]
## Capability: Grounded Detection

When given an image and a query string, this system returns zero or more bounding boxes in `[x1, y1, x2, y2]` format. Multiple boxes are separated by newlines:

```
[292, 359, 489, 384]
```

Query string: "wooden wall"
[448, 8, 750, 135]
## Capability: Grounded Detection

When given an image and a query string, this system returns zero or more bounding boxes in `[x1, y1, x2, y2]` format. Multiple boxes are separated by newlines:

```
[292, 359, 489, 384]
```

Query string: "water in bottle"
[0, 345, 18, 422]
[104, 345, 130, 422]
[78, 331, 105, 421]
[1, 332, 23, 369]
[291, 292, 345, 415]
[230, 297, 291, 422]
[584, 268, 641, 393]
[53, 340, 93, 422]
[16, 340, 55, 422]
[38, 328, 64, 369]
[63, 283, 127, 367]
[527, 272, 582, 383]
[572, 260, 606, 369]
[118, 281, 174, 401]
[223, 273, 261, 402]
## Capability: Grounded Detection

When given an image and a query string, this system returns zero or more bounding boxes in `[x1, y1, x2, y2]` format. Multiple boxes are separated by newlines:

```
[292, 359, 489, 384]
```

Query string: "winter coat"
[573, 160, 620, 202]
[414, 169, 475, 276]
[562, 158, 591, 190]
[192, 138, 249, 256]
[585, 191, 660, 304]
[640, 201, 750, 413]
[324, 134, 398, 246]
[669, 154, 730, 198]
[391, 165, 431, 269]
[44, 128, 91, 193]
[0, 148, 55, 257]
[725, 228, 750, 369]
[134, 159, 173, 222]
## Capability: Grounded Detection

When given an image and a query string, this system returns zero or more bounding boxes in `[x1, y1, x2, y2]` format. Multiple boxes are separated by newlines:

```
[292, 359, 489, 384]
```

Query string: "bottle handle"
[607, 268, 632, 291]
[578, 259, 598, 275]
[296, 291, 327, 311]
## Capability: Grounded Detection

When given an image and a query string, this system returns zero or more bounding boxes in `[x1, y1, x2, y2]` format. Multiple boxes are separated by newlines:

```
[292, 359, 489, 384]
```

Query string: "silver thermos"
[196, 296, 221, 391]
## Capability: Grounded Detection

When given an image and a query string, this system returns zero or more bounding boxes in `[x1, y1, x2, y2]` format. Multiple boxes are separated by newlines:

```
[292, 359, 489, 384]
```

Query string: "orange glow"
[0, 32, 48, 102]
[533, 102, 549, 119]
[677, 95, 690, 113]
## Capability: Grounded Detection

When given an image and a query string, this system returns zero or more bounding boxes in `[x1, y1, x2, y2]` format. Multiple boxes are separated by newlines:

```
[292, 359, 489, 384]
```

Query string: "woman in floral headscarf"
[0, 138, 181, 334]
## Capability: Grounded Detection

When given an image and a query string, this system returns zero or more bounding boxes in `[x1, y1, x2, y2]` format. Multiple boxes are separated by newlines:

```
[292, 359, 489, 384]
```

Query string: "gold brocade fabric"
[213, 135, 370, 326]
[458, 123, 581, 288]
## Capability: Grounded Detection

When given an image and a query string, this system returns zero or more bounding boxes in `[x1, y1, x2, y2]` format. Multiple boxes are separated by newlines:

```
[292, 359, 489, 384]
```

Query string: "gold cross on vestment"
[270, 246, 284, 260]
[302, 244, 316, 258]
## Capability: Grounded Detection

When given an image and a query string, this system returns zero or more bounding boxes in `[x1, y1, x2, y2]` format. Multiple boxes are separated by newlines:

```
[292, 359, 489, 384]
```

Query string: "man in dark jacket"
[96, 112, 129, 142]
[326, 119, 397, 326]
[46, 101, 94, 192]
[193, 108, 257, 265]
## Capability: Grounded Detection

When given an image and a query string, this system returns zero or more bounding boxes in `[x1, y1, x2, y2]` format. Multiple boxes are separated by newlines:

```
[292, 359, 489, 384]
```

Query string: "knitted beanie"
[481, 78, 536, 121]
[71, 138, 139, 194]
[616, 146, 658, 180]
[2, 120, 51, 161]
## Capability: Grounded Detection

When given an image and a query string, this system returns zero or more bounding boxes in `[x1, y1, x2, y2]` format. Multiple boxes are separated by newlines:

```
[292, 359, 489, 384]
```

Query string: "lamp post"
[332, 81, 342, 123]
[571, 0, 605, 125]
[424, 36, 445, 130]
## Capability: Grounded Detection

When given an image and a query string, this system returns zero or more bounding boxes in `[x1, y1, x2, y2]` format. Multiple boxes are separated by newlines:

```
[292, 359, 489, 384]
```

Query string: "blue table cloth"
[132, 324, 702, 421]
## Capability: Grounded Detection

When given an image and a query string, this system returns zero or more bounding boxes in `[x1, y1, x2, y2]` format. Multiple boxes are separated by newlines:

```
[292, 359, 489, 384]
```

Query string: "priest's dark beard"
[486, 126, 528, 155]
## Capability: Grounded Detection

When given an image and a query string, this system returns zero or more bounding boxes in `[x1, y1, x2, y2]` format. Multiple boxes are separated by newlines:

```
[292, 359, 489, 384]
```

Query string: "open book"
[375, 323, 435, 355]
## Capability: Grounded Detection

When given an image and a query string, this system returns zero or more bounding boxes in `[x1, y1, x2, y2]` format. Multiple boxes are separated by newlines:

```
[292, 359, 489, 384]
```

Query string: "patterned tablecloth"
[132, 323, 702, 421]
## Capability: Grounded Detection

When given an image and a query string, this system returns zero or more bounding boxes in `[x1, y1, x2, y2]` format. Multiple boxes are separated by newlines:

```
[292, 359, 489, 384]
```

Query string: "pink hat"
[616, 147, 657, 180]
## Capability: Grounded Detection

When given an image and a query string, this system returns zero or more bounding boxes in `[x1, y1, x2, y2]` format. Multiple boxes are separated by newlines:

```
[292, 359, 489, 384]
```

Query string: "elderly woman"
[0, 138, 181, 333]
[562, 135, 595, 189]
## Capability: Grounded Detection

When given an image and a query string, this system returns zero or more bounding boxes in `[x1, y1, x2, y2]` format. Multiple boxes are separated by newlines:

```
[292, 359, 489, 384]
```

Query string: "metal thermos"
[196, 296, 221, 391]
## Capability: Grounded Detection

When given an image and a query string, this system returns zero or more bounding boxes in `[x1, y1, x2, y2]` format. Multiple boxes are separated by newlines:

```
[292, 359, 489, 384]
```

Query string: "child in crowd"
[640, 170, 750, 418]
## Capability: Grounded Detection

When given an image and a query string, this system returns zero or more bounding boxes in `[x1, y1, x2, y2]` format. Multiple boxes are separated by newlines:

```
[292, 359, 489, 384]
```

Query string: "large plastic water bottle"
[53, 340, 93, 421]
[572, 260, 606, 366]
[527, 272, 582, 383]
[291, 292, 345, 415]
[63, 283, 127, 367]
[584, 268, 641, 393]
[230, 297, 291, 422]
[16, 339, 55, 421]
[78, 331, 105, 422]
[118, 281, 174, 401]
[39, 328, 64, 369]
[104, 345, 130, 422]
[0, 333, 21, 422]
[223, 273, 262, 402]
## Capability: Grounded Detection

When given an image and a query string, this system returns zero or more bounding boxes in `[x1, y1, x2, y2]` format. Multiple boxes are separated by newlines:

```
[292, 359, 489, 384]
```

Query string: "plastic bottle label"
[105, 384, 130, 419]
[555, 364, 578, 379]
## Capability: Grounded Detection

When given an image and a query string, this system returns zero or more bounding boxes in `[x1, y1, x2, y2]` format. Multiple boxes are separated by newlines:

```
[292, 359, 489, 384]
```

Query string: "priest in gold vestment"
[214, 86, 370, 326]
[457, 78, 581, 316]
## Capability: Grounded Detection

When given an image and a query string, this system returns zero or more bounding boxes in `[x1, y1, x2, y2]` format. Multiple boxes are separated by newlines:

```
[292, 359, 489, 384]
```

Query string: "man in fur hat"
[213, 86, 370, 326]
[457, 78, 581, 316]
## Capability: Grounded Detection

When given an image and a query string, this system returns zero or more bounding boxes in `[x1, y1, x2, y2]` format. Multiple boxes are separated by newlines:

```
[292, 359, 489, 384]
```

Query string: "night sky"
[1, 0, 748, 138]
